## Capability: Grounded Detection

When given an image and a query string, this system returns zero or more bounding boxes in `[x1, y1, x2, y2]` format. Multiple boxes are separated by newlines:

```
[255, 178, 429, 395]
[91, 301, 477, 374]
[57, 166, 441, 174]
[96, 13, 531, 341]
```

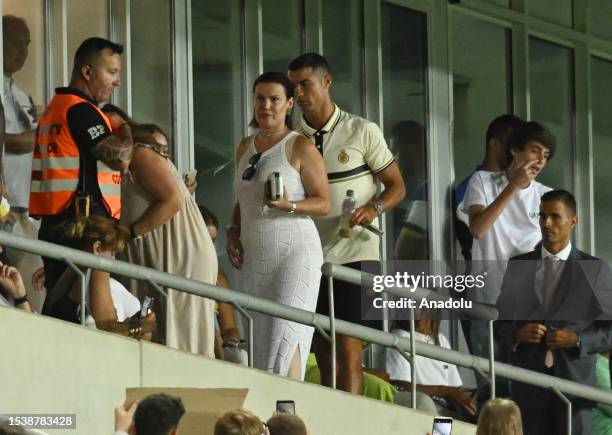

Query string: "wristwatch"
[373, 201, 384, 215]
[575, 334, 582, 349]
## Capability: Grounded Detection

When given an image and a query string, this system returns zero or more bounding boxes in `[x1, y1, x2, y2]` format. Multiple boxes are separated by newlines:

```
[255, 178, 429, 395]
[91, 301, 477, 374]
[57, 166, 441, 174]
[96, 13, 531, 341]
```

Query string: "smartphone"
[275, 400, 295, 415]
[432, 417, 453, 435]
[140, 296, 154, 318]
[183, 169, 198, 186]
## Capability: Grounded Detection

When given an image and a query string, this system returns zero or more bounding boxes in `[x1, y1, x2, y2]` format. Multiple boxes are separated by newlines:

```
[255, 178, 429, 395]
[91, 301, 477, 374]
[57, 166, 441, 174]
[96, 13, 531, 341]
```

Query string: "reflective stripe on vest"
[29, 93, 122, 219]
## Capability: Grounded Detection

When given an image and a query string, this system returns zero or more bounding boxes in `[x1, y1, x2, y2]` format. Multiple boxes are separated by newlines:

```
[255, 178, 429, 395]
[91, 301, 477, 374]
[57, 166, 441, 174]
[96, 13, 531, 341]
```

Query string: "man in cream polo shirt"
[288, 53, 405, 394]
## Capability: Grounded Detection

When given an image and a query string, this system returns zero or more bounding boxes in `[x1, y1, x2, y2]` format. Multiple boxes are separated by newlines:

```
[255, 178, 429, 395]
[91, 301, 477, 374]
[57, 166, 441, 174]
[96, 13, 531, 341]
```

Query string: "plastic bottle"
[339, 190, 356, 238]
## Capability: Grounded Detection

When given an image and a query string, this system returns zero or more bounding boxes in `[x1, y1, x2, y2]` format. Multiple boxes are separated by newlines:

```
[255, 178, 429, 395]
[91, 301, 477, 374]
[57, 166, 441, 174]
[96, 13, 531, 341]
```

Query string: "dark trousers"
[518, 387, 592, 435]
[38, 215, 73, 315]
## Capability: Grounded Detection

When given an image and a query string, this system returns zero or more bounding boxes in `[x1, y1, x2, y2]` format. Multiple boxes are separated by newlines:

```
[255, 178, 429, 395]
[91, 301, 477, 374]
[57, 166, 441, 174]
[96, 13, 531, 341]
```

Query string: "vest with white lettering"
[29, 93, 122, 219]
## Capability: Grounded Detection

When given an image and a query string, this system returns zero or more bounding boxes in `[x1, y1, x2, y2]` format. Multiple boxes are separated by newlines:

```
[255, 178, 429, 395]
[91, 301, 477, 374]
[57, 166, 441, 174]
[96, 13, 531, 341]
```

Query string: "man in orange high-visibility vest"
[30, 37, 133, 315]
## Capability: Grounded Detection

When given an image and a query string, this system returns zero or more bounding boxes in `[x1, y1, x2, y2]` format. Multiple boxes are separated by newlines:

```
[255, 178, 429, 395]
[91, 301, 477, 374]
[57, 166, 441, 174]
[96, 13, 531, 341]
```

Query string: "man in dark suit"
[496, 189, 612, 435]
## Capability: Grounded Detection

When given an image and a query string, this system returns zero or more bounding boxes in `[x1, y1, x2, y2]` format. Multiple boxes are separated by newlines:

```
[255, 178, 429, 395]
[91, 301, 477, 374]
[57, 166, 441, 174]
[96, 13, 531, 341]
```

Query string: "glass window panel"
[67, 0, 109, 71]
[592, 57, 612, 261]
[451, 12, 511, 189]
[528, 37, 574, 190]
[322, 0, 363, 115]
[131, 0, 173, 152]
[590, 0, 612, 41]
[192, 1, 243, 273]
[262, 0, 303, 73]
[381, 2, 428, 260]
[482, 0, 510, 7]
[528, 0, 572, 28]
[3, 0, 45, 106]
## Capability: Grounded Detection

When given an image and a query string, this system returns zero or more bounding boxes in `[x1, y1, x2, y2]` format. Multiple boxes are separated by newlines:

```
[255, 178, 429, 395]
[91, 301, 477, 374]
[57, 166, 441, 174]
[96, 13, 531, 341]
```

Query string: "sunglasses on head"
[242, 152, 262, 180]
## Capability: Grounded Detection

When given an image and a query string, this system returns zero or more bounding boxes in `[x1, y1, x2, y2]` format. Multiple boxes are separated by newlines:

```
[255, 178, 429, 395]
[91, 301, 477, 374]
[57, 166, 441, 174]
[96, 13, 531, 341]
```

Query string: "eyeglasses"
[242, 152, 262, 180]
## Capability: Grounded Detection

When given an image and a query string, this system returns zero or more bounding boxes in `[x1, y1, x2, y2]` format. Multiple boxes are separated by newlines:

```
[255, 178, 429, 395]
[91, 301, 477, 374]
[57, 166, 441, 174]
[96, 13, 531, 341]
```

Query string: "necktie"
[544, 255, 559, 368]
[313, 130, 326, 154]
[543, 255, 559, 310]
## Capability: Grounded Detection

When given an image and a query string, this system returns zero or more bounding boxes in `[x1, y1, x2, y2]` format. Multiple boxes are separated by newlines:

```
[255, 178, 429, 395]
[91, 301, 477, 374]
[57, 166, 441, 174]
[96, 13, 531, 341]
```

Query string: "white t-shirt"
[3, 75, 36, 209]
[460, 171, 551, 303]
[109, 278, 141, 322]
[385, 329, 463, 387]
[295, 105, 395, 264]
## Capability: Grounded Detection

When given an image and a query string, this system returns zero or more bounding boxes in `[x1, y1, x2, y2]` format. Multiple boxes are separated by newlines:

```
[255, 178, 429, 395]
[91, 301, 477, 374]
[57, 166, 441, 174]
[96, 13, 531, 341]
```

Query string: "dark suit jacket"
[496, 244, 612, 404]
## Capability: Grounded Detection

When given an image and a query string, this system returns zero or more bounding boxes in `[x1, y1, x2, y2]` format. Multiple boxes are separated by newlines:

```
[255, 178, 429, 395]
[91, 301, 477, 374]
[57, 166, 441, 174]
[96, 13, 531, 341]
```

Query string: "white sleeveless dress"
[234, 131, 323, 378]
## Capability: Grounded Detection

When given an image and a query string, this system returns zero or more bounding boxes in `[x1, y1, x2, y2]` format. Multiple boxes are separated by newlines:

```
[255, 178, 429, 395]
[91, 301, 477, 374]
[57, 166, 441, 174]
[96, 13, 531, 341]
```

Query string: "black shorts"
[316, 261, 382, 330]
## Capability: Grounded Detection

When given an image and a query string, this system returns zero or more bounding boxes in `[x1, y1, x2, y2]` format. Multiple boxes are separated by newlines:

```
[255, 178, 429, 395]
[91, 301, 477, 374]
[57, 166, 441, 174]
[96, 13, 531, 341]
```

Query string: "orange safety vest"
[29, 93, 122, 219]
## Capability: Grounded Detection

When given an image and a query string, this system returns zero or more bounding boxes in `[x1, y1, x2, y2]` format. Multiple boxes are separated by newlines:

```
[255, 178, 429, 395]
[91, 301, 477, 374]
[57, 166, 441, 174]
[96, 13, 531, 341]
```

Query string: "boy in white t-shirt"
[462, 121, 555, 303]
[461, 121, 555, 363]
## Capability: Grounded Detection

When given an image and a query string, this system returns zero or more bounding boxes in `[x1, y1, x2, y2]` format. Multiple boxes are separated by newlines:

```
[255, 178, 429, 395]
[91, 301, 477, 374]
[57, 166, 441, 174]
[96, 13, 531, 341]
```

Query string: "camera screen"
[276, 401, 295, 414]
[432, 421, 452, 435]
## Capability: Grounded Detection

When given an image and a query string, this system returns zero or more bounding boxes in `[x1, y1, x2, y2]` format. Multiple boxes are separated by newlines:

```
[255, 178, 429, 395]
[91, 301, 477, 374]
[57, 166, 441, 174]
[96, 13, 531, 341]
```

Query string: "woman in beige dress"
[103, 107, 217, 357]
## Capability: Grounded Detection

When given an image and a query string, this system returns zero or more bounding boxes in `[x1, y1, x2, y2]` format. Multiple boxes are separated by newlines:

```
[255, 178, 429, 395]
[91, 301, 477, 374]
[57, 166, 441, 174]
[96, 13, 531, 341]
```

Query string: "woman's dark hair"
[198, 205, 219, 229]
[101, 104, 138, 130]
[101, 105, 169, 155]
[132, 123, 168, 144]
[249, 72, 294, 129]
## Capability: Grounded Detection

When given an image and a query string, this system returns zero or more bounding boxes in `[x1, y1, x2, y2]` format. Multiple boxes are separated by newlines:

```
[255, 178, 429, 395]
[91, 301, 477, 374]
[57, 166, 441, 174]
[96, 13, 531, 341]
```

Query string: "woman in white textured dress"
[227, 72, 330, 379]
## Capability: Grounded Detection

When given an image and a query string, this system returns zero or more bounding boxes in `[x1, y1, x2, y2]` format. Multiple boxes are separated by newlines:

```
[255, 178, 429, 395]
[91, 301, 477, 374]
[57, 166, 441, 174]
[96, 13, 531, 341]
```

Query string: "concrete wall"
[0, 307, 476, 435]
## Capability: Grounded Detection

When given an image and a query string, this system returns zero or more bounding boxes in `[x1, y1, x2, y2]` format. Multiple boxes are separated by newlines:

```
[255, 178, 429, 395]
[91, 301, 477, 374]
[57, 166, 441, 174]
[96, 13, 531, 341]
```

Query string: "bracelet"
[288, 202, 297, 214]
[226, 224, 240, 233]
[13, 295, 28, 306]
[130, 224, 143, 241]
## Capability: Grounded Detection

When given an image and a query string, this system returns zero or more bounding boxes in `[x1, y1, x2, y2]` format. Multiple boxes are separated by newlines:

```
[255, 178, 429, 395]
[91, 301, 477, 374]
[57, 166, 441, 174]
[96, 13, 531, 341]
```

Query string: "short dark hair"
[73, 37, 123, 74]
[288, 52, 330, 74]
[198, 205, 219, 229]
[266, 414, 308, 435]
[2, 15, 28, 32]
[486, 114, 524, 147]
[541, 189, 576, 216]
[133, 394, 185, 435]
[506, 121, 556, 164]
[250, 71, 294, 128]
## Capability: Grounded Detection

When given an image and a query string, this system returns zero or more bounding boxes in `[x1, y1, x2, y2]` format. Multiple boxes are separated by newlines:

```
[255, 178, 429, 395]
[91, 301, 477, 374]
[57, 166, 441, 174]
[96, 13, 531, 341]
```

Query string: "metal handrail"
[1, 230, 611, 411]
[320, 262, 498, 320]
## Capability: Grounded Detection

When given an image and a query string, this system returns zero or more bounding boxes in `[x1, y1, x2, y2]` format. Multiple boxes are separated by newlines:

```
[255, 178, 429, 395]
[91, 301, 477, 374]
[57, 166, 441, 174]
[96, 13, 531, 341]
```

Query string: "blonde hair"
[214, 409, 264, 435]
[65, 215, 130, 253]
[476, 398, 523, 435]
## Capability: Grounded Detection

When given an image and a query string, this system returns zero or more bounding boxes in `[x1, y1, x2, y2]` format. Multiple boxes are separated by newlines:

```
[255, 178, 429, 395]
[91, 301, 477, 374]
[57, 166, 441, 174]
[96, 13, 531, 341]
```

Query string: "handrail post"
[552, 386, 572, 435]
[489, 319, 496, 399]
[146, 279, 169, 344]
[64, 259, 87, 325]
[393, 344, 417, 410]
[232, 301, 253, 368]
[328, 276, 337, 389]
[409, 309, 417, 409]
